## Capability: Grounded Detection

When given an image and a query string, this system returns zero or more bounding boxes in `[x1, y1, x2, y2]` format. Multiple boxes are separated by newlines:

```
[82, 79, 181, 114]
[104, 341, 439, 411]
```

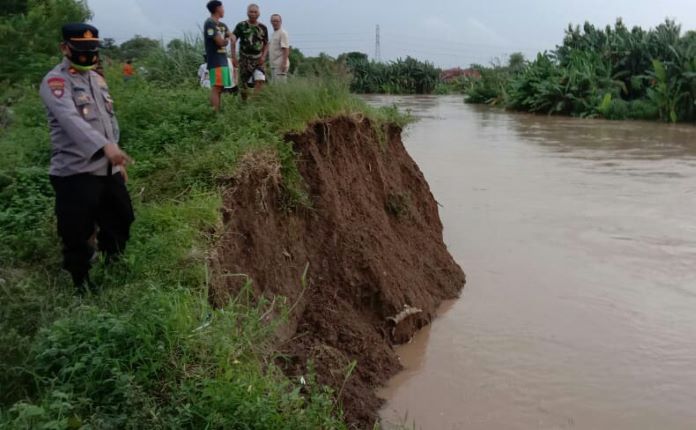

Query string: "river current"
[365, 95, 696, 430]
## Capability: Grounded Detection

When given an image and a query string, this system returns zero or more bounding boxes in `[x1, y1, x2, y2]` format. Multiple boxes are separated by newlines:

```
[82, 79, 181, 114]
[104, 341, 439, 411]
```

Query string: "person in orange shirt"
[122, 59, 134, 82]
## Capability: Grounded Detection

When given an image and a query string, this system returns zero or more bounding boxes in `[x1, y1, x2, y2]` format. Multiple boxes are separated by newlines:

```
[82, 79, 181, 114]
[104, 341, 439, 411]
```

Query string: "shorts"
[248, 68, 266, 84]
[239, 57, 266, 88]
[209, 66, 232, 88]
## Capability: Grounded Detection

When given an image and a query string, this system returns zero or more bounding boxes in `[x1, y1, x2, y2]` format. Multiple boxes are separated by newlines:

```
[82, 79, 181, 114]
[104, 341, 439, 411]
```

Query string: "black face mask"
[66, 44, 99, 69]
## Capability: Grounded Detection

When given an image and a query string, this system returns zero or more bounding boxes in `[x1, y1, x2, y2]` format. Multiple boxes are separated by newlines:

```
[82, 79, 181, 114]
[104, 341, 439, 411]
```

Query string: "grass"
[0, 72, 406, 429]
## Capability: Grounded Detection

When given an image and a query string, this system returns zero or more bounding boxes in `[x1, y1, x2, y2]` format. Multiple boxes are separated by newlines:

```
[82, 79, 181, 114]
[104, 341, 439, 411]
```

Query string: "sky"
[87, 0, 696, 68]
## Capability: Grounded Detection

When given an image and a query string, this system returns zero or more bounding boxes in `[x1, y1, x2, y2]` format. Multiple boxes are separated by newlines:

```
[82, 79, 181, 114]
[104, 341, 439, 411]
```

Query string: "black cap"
[62, 23, 100, 51]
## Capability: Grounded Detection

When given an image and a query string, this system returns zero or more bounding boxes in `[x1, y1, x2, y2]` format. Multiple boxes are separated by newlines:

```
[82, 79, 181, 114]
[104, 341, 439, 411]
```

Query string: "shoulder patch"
[207, 28, 215, 36]
[47, 77, 65, 98]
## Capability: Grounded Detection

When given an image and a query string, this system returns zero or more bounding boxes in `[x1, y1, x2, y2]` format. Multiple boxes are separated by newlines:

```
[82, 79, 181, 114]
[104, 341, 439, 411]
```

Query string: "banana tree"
[645, 59, 687, 123]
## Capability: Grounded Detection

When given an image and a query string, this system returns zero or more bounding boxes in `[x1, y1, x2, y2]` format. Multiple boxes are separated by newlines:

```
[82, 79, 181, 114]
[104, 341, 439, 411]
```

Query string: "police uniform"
[39, 23, 134, 290]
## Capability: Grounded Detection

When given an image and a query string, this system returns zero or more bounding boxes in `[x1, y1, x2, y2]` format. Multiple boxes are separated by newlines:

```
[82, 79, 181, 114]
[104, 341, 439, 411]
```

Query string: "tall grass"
[0, 69, 404, 428]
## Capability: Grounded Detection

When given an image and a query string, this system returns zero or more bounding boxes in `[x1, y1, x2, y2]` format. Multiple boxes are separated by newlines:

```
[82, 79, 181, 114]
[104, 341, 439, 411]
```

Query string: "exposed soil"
[211, 116, 465, 429]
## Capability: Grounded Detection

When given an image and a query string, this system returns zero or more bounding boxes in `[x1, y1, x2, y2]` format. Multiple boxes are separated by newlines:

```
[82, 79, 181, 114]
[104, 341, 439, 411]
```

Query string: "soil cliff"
[212, 116, 465, 428]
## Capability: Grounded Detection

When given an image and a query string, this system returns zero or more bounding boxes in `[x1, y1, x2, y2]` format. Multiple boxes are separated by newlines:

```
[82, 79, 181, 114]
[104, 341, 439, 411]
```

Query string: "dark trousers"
[50, 173, 134, 286]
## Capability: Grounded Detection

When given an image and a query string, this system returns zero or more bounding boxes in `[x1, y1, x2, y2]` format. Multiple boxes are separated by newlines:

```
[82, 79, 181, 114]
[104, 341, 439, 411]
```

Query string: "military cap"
[62, 23, 100, 50]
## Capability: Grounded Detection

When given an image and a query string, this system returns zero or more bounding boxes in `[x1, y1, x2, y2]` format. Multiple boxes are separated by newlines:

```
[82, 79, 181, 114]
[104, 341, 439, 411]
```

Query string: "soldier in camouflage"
[231, 3, 269, 99]
[39, 23, 134, 294]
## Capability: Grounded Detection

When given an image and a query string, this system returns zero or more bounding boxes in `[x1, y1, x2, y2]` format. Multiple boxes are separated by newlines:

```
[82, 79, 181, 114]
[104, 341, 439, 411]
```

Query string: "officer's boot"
[72, 272, 98, 296]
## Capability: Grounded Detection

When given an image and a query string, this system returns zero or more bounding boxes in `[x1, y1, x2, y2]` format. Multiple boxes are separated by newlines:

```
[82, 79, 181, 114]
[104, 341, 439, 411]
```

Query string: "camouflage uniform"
[233, 21, 269, 88]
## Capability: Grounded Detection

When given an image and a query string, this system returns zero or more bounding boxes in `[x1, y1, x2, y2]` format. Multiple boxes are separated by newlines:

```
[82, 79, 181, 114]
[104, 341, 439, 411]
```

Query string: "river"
[364, 95, 696, 430]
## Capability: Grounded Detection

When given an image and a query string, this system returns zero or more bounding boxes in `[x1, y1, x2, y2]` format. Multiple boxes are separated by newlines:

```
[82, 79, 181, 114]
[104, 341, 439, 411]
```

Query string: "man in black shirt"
[204, 1, 233, 111]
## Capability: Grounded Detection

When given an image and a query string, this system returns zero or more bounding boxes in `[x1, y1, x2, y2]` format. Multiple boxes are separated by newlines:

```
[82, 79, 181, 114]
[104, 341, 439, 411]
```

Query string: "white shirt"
[269, 28, 290, 71]
[198, 63, 210, 88]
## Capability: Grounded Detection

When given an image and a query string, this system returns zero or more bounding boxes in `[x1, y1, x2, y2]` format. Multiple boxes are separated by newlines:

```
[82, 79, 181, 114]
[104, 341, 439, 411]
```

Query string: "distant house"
[440, 67, 481, 82]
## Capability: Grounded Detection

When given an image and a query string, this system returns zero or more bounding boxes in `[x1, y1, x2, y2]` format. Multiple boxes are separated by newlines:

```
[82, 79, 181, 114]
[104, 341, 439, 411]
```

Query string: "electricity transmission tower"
[375, 24, 382, 62]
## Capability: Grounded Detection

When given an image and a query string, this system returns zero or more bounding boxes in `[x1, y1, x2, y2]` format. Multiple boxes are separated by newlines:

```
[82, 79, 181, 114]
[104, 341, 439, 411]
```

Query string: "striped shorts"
[209, 65, 232, 88]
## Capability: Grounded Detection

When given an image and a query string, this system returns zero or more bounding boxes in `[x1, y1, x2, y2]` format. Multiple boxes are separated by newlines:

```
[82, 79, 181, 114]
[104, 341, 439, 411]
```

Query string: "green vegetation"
[462, 53, 525, 104]
[290, 51, 441, 94]
[0, 0, 91, 84]
[0, 3, 407, 428]
[466, 19, 696, 123]
[341, 52, 440, 94]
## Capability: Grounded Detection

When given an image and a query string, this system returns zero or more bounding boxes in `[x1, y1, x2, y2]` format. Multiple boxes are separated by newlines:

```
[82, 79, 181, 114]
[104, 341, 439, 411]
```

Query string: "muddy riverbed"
[366, 96, 696, 430]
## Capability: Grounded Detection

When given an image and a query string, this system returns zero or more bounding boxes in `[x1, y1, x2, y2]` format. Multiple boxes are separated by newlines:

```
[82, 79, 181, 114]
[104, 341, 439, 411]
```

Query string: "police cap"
[62, 23, 100, 51]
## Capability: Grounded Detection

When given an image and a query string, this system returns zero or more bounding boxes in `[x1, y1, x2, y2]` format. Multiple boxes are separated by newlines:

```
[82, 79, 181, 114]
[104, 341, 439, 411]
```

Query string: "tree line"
[465, 19, 696, 123]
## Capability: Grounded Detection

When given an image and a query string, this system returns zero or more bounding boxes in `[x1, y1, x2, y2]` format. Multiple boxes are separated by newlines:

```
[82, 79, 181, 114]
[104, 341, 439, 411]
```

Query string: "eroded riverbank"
[213, 116, 464, 428]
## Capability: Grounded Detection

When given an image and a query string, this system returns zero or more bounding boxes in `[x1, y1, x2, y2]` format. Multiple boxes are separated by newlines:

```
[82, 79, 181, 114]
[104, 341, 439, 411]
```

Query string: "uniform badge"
[207, 28, 215, 36]
[75, 92, 91, 104]
[47, 77, 65, 98]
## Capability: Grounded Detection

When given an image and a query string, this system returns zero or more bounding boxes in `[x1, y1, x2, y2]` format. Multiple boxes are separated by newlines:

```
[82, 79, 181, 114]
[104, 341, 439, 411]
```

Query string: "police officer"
[39, 23, 134, 293]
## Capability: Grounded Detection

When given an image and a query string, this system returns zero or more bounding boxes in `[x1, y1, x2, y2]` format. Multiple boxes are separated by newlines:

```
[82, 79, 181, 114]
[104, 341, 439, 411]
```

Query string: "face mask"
[66, 45, 99, 69]
[71, 62, 98, 72]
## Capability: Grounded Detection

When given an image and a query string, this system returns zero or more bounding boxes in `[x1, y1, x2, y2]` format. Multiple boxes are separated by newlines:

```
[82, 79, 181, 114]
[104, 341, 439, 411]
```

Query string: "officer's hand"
[121, 165, 129, 183]
[232, 57, 239, 68]
[104, 143, 132, 167]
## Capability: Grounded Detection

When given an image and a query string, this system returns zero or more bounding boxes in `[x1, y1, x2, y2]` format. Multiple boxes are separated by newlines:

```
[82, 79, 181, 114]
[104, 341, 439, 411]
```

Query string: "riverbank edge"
[212, 115, 466, 427]
[0, 79, 463, 429]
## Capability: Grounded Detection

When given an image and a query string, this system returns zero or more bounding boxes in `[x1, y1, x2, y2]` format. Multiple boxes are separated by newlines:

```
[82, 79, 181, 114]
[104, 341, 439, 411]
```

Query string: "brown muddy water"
[365, 95, 696, 430]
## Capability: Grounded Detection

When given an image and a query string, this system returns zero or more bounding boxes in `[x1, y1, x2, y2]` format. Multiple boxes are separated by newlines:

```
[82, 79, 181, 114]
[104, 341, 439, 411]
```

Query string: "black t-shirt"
[204, 17, 229, 69]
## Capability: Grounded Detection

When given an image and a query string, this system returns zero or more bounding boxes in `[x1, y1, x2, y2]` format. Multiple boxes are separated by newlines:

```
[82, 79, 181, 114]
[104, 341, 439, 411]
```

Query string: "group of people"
[37, 3, 293, 293]
[203, 1, 290, 110]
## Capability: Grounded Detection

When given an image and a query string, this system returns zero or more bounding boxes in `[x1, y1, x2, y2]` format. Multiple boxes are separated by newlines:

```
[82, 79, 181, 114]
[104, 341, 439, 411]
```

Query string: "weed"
[385, 192, 412, 219]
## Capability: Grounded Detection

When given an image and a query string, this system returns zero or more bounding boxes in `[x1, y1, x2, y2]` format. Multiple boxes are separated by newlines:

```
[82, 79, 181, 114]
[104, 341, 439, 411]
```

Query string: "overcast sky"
[87, 0, 696, 67]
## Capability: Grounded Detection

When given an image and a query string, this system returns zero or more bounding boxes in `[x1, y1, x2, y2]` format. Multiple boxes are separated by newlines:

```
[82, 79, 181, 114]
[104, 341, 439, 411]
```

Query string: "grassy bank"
[465, 19, 696, 123]
[0, 74, 403, 429]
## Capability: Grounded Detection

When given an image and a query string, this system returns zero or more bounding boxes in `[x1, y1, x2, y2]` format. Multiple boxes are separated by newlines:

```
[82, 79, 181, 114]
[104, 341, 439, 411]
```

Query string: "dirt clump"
[212, 116, 465, 428]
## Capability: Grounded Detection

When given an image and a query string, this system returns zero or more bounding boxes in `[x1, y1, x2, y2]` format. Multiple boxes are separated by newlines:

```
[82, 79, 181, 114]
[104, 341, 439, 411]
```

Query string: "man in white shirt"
[198, 55, 211, 88]
[269, 14, 290, 83]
